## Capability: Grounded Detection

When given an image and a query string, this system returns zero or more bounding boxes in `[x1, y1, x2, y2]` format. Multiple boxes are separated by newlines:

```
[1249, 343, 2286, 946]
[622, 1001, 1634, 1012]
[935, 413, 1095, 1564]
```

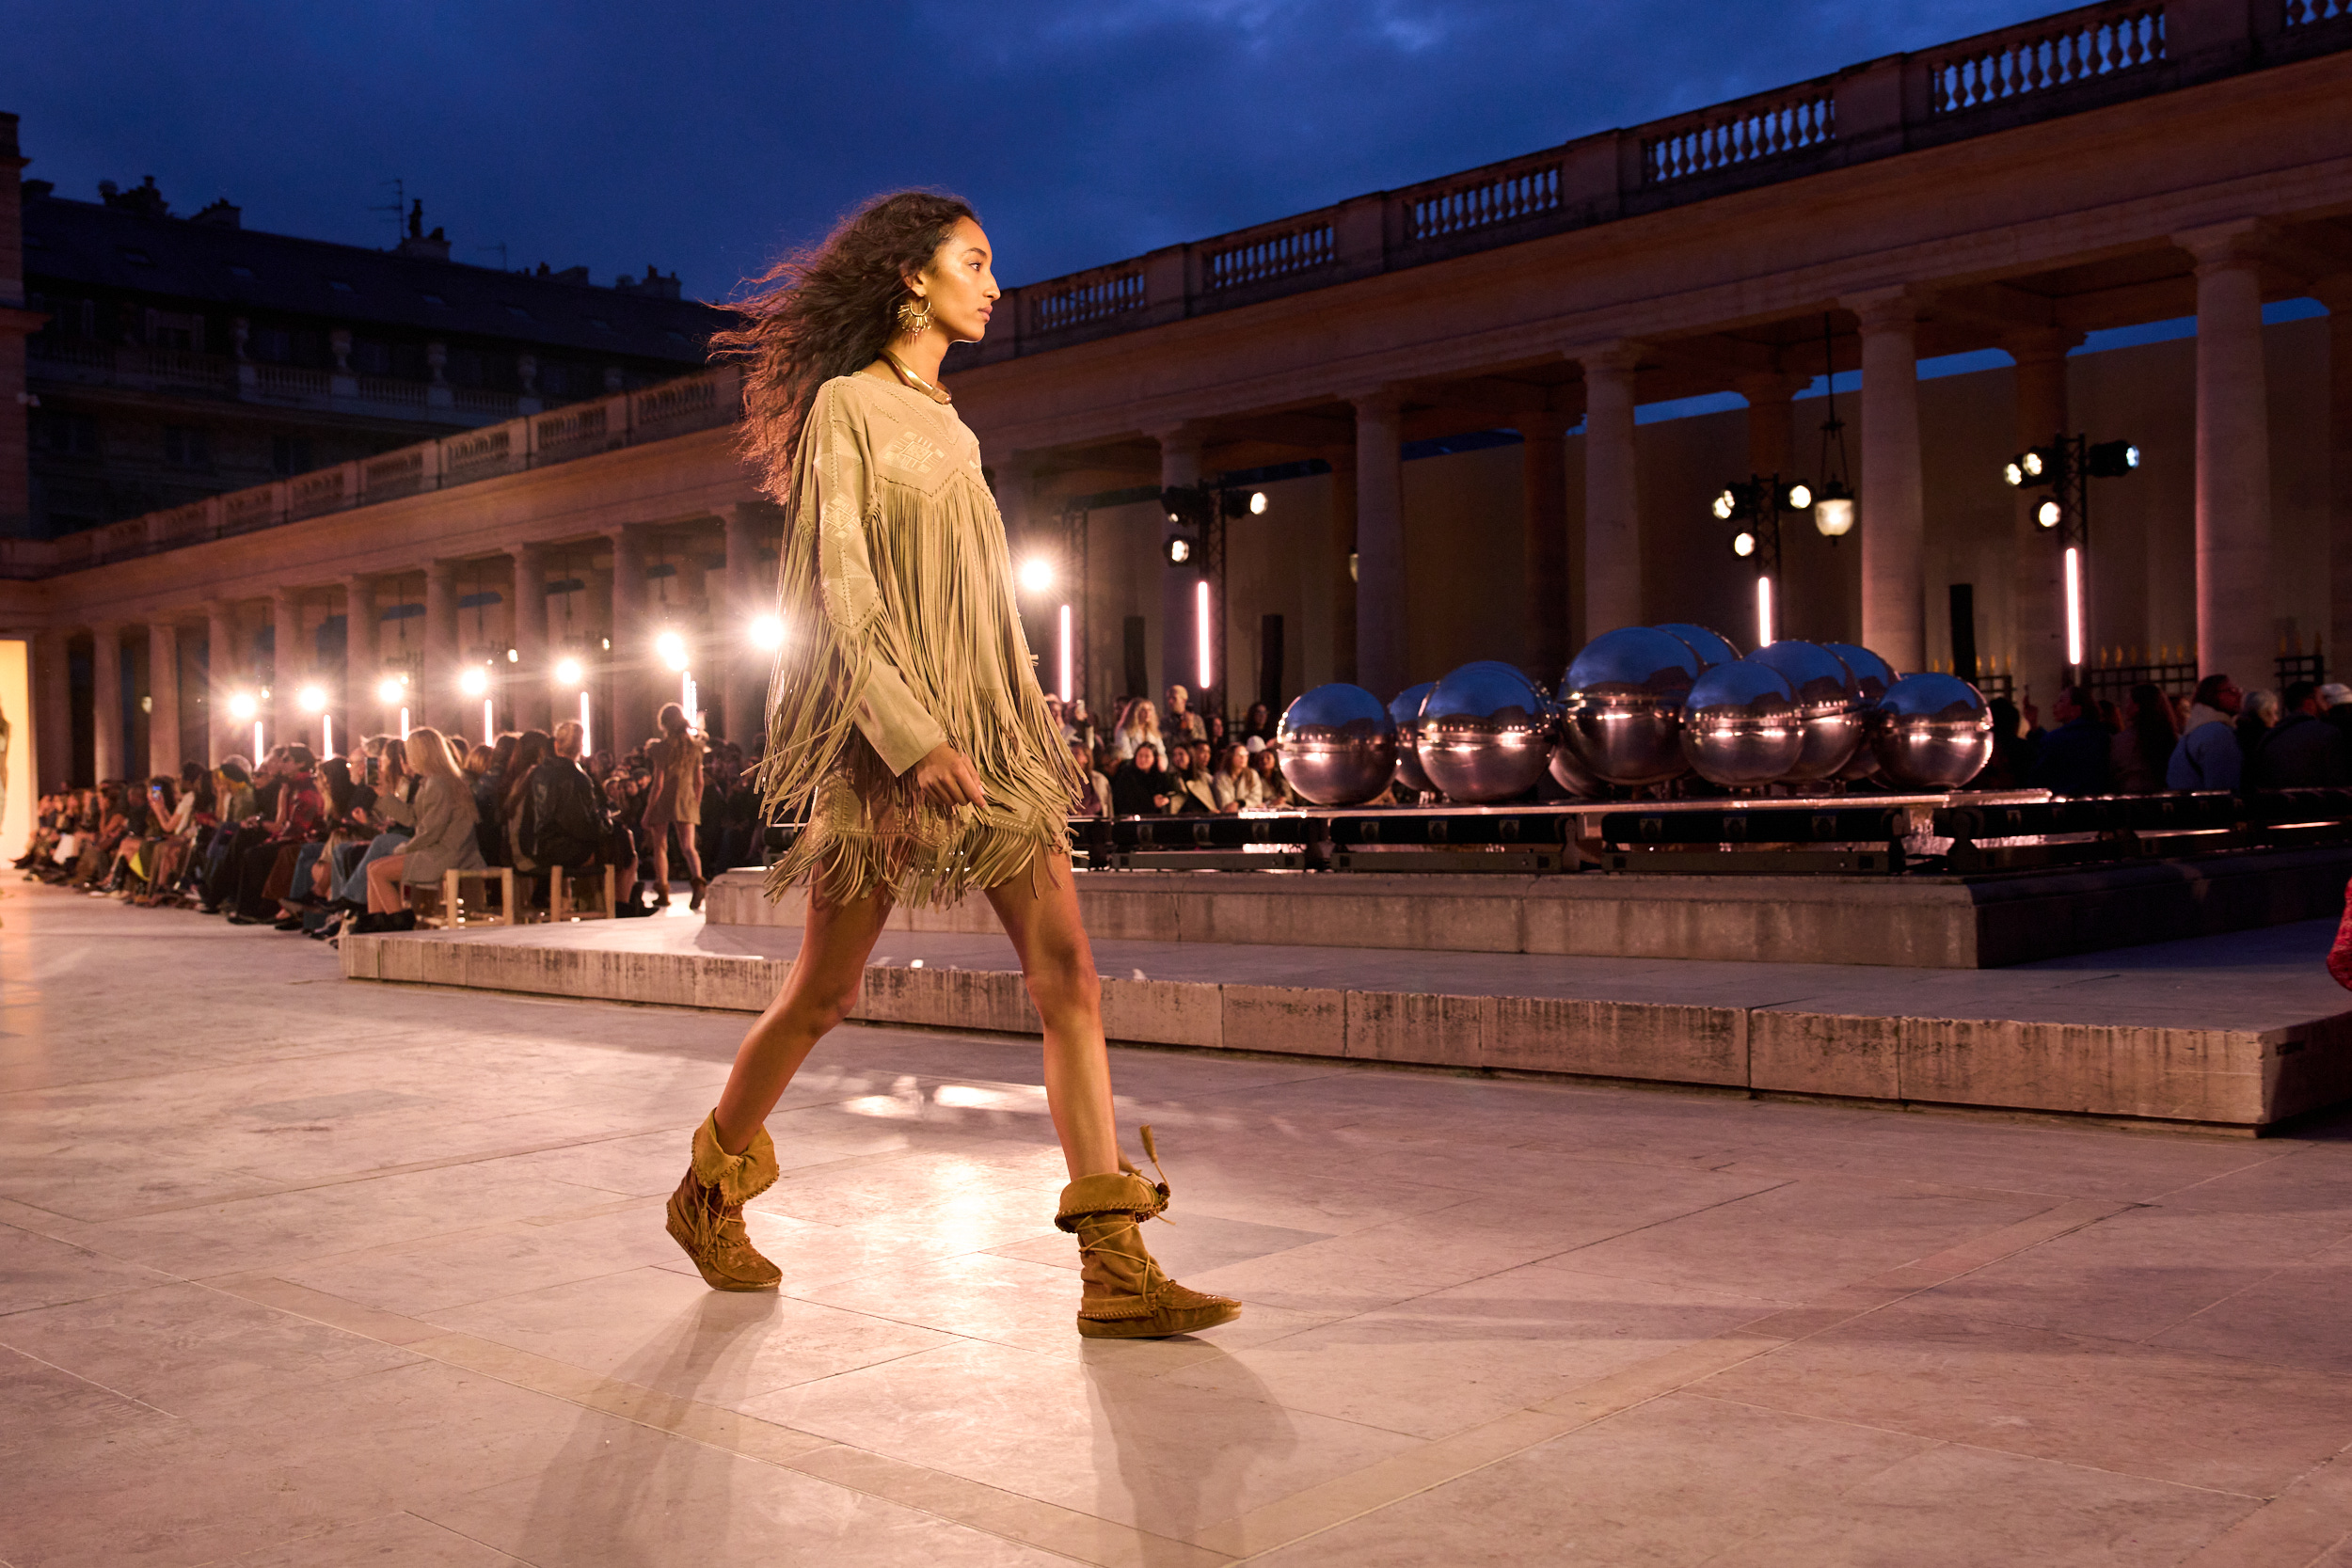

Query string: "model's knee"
[787, 975, 862, 1035]
[1025, 951, 1100, 1021]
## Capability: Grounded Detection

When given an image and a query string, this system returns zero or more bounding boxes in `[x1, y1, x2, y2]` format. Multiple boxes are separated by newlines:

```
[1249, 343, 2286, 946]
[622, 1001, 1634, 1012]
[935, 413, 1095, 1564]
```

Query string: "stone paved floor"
[5, 881, 2352, 1567]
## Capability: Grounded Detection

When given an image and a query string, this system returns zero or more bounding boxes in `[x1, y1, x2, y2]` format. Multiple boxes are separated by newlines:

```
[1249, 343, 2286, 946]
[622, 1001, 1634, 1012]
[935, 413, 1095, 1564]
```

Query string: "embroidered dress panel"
[758, 373, 1077, 906]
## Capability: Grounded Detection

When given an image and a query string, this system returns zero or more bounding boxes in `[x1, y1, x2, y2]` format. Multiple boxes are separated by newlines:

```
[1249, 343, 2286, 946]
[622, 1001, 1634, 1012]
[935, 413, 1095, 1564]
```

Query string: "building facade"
[3, 0, 2350, 808]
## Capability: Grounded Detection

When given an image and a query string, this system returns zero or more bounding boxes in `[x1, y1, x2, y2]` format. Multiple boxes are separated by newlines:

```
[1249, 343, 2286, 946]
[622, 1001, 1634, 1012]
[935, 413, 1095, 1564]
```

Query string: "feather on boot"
[1055, 1126, 1240, 1339]
[666, 1113, 782, 1291]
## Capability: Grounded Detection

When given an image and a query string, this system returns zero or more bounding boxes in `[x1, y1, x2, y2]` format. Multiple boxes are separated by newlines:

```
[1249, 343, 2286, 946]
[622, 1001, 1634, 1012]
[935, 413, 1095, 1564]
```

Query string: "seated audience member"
[1241, 702, 1278, 743]
[1168, 741, 1217, 814]
[499, 730, 552, 872]
[1163, 684, 1207, 744]
[1070, 740, 1113, 817]
[1250, 743, 1298, 805]
[1063, 699, 1098, 752]
[1212, 742, 1264, 812]
[2237, 688, 2282, 780]
[1110, 742, 1176, 816]
[524, 721, 611, 872]
[2109, 682, 2180, 794]
[228, 747, 321, 924]
[360, 726, 485, 928]
[2027, 684, 2112, 797]
[2251, 680, 2352, 788]
[1110, 699, 1163, 763]
[2318, 683, 2352, 749]
[2167, 673, 2245, 791]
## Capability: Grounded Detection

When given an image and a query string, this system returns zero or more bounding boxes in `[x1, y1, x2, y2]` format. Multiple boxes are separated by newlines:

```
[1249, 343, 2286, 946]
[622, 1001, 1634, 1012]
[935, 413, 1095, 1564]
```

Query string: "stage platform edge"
[340, 917, 2352, 1135]
[704, 847, 2352, 970]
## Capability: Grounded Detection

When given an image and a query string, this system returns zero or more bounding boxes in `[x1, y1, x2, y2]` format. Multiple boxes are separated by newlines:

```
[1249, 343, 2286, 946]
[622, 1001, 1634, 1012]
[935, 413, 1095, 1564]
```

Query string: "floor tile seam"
[0, 1034, 461, 1101]
[1675, 1391, 2277, 1501]
[775, 1443, 1235, 1568]
[0, 1335, 182, 1421]
[381, 1512, 537, 1567]
[2147, 1148, 2328, 1208]
[405, 1327, 1195, 1568]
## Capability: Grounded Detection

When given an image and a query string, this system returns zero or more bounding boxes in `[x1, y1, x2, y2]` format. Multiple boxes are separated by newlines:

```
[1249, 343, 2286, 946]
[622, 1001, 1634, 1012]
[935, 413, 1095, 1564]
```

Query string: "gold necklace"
[882, 350, 952, 404]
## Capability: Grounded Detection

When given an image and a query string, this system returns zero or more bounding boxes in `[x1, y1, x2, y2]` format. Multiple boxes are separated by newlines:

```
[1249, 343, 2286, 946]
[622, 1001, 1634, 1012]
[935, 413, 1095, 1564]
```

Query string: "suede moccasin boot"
[1055, 1126, 1240, 1339]
[665, 1113, 782, 1291]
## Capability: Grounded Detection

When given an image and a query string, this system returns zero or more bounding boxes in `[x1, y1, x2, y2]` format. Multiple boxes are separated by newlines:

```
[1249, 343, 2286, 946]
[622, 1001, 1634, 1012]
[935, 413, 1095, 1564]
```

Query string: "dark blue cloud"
[6, 1, 2061, 299]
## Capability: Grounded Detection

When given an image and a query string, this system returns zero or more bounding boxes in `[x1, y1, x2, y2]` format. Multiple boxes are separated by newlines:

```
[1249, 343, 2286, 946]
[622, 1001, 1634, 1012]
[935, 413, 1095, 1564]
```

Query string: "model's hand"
[913, 743, 987, 810]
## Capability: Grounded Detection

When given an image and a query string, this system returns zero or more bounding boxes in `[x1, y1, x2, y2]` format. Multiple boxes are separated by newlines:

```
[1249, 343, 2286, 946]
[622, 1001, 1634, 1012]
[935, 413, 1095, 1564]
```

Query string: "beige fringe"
[755, 388, 1078, 910]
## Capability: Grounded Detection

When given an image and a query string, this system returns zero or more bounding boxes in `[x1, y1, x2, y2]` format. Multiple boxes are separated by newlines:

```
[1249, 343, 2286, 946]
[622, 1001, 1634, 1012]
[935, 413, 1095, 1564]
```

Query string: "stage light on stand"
[2037, 499, 2062, 530]
[1783, 483, 1813, 512]
[1248, 491, 1268, 515]
[1016, 557, 1056, 594]
[1165, 535, 1193, 565]
[655, 630, 689, 672]
[1711, 489, 1737, 521]
[375, 676, 404, 705]
[554, 657, 583, 687]
[747, 615, 784, 652]
[1732, 531, 1756, 559]
[228, 691, 258, 721]
[459, 666, 489, 698]
[2088, 439, 2141, 477]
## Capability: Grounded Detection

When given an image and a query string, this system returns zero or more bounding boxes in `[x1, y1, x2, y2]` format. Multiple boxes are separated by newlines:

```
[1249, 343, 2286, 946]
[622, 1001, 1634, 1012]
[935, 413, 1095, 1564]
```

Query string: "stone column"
[1734, 372, 1809, 481]
[507, 541, 549, 734]
[33, 627, 74, 789]
[272, 587, 304, 752]
[1326, 446, 1359, 686]
[424, 558, 459, 735]
[342, 574, 377, 737]
[1849, 291, 1927, 672]
[2181, 222, 2272, 686]
[2319, 276, 2352, 675]
[1154, 427, 1204, 707]
[1516, 407, 1576, 683]
[204, 600, 238, 764]
[146, 620, 182, 778]
[2006, 330, 2080, 697]
[1352, 390, 1407, 699]
[90, 623, 123, 782]
[1577, 344, 1643, 636]
[721, 503, 767, 745]
[607, 527, 650, 752]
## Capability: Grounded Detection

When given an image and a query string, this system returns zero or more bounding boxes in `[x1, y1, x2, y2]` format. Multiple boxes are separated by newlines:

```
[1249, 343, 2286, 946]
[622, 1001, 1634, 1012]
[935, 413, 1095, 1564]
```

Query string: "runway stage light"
[459, 666, 489, 697]
[227, 691, 258, 721]
[747, 615, 785, 651]
[1016, 558, 1056, 594]
[297, 684, 326, 713]
[554, 657, 583, 687]
[375, 676, 405, 705]
[655, 631, 689, 672]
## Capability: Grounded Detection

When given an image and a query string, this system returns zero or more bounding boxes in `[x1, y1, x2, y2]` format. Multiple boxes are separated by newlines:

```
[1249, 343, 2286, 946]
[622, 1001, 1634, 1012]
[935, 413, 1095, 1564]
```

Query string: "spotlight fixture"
[2037, 499, 2063, 530]
[374, 676, 405, 705]
[1732, 531, 1757, 558]
[655, 630, 689, 672]
[553, 657, 584, 687]
[2087, 439, 2141, 478]
[227, 691, 258, 721]
[1016, 557, 1056, 594]
[1711, 489, 1736, 521]
[458, 666, 489, 697]
[1165, 535, 1194, 565]
[1248, 491, 1268, 515]
[297, 684, 327, 713]
[747, 615, 785, 651]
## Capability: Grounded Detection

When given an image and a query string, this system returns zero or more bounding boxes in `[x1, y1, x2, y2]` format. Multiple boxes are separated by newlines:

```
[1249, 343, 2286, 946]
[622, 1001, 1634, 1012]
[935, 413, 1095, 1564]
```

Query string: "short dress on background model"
[756, 372, 1077, 908]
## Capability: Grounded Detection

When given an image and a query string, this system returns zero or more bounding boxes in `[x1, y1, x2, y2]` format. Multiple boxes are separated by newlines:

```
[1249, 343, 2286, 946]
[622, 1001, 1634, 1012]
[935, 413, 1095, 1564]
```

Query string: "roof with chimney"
[19, 175, 726, 363]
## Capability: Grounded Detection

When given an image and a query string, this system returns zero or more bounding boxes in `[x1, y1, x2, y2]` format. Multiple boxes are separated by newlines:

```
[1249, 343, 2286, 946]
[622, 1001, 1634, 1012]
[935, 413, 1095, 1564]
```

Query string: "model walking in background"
[665, 191, 1237, 1339]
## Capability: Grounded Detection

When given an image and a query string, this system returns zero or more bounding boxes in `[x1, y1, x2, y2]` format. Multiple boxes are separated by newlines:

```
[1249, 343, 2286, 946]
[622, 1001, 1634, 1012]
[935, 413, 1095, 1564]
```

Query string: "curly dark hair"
[710, 190, 978, 499]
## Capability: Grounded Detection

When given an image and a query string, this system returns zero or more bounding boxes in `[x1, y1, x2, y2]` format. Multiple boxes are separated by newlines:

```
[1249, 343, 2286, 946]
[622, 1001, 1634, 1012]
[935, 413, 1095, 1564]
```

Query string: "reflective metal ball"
[1276, 684, 1397, 805]
[1417, 661, 1555, 803]
[1546, 703, 1609, 799]
[1871, 673, 1994, 791]
[1560, 627, 1702, 786]
[1824, 643, 1897, 781]
[1388, 681, 1436, 796]
[1749, 640, 1865, 781]
[1680, 659, 1804, 788]
[1658, 623, 1741, 668]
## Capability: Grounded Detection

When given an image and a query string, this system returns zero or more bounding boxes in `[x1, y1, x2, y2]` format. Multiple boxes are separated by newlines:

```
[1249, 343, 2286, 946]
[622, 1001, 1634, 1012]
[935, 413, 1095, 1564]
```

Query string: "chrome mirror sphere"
[1870, 673, 1994, 791]
[1276, 683, 1398, 805]
[1657, 623, 1740, 669]
[1680, 658, 1804, 788]
[1417, 661, 1555, 803]
[1748, 640, 1865, 782]
[1546, 704, 1609, 799]
[1823, 642, 1895, 705]
[1824, 642, 1896, 782]
[1388, 681, 1436, 795]
[1560, 626, 1702, 786]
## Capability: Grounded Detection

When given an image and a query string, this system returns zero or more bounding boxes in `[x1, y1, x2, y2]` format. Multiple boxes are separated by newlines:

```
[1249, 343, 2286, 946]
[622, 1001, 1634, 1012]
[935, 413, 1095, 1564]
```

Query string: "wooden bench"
[437, 866, 516, 927]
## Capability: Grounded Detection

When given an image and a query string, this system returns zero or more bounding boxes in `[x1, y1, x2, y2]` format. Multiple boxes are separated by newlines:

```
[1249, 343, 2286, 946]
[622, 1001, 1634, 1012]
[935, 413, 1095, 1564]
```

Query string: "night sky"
[10, 2, 2062, 304]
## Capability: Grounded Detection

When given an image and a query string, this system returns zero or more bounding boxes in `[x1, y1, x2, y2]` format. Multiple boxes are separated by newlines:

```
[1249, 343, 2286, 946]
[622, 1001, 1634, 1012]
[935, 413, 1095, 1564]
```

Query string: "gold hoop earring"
[896, 293, 933, 338]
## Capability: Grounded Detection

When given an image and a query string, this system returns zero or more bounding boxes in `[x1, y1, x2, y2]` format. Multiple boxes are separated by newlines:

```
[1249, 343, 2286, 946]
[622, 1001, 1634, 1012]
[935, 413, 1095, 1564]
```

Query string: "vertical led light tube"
[322, 715, 334, 759]
[1195, 579, 1212, 691]
[398, 707, 409, 740]
[682, 673, 697, 720]
[2063, 546, 2084, 668]
[580, 690, 593, 755]
[1756, 576, 1774, 650]
[1057, 604, 1073, 703]
[482, 698, 494, 745]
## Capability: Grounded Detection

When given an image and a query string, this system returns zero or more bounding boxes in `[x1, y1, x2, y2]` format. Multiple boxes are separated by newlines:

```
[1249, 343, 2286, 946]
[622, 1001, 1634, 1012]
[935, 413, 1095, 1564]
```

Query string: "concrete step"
[340, 912, 2352, 1132]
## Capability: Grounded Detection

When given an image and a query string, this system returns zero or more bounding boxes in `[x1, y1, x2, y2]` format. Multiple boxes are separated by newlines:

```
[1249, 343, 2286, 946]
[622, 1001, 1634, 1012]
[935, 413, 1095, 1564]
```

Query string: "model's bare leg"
[987, 848, 1239, 1338]
[711, 886, 895, 1153]
[983, 851, 1119, 1180]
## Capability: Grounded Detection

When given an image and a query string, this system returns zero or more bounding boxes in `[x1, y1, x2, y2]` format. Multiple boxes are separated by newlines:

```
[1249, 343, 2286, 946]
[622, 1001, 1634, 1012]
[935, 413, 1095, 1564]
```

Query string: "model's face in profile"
[913, 218, 999, 343]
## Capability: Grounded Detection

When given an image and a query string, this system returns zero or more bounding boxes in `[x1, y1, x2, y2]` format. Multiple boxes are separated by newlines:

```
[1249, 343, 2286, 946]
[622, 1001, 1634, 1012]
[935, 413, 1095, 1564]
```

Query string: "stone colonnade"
[49, 505, 782, 784]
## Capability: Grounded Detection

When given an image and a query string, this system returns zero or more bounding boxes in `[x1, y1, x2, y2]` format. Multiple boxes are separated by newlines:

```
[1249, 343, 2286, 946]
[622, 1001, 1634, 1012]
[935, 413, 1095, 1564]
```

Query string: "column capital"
[1149, 421, 1210, 455]
[1843, 286, 1921, 336]
[1512, 404, 1581, 439]
[503, 538, 547, 564]
[1567, 341, 1645, 377]
[1730, 370, 1814, 407]
[425, 555, 460, 578]
[2000, 327, 2086, 368]
[1337, 386, 1405, 419]
[2175, 217, 2269, 276]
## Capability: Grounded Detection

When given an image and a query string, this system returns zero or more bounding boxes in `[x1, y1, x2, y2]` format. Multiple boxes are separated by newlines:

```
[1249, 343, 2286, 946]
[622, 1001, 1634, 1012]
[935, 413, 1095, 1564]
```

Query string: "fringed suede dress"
[757, 372, 1077, 908]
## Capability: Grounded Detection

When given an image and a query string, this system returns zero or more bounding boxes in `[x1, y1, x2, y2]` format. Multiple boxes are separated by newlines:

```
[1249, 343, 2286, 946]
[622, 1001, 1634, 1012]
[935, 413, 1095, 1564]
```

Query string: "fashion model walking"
[667, 192, 1238, 1339]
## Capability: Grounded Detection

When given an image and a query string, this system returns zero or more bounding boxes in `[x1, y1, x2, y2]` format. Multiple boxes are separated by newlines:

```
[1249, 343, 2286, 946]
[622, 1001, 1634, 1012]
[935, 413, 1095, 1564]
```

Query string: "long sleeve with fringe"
[757, 372, 1076, 906]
